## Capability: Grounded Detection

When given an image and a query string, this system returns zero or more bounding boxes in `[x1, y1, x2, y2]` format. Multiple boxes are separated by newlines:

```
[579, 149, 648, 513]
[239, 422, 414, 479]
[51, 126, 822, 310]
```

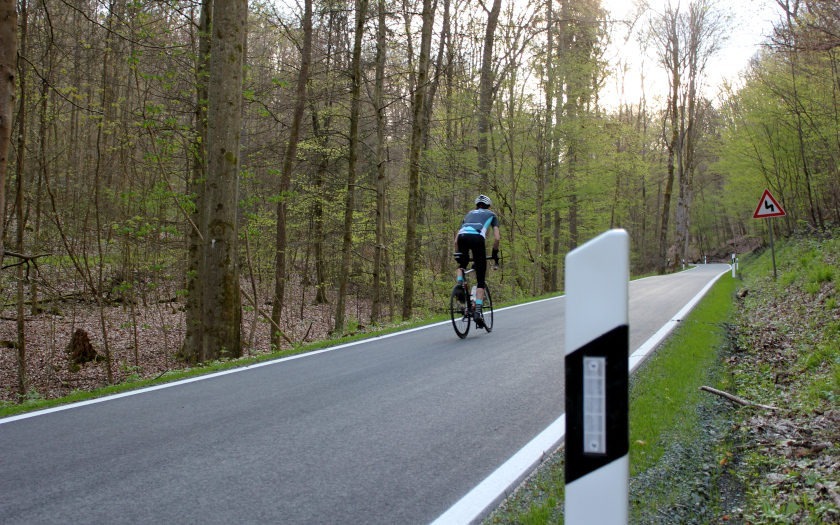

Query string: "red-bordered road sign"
[753, 189, 786, 219]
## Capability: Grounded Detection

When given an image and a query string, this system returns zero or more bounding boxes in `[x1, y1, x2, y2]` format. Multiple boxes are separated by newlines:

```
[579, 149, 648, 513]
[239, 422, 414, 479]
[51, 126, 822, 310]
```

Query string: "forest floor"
[0, 275, 374, 404]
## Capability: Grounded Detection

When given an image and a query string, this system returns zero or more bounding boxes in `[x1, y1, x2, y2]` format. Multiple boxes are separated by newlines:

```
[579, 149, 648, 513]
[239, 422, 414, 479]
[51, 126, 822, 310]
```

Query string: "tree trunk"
[191, 0, 248, 361]
[477, 0, 502, 188]
[31, 56, 49, 316]
[335, 0, 369, 334]
[92, 0, 121, 384]
[537, 1, 554, 294]
[401, 0, 434, 320]
[271, 0, 312, 348]
[559, 0, 578, 254]
[14, 0, 27, 399]
[0, 0, 16, 270]
[658, 7, 680, 274]
[312, 154, 329, 305]
[371, 0, 387, 325]
[183, 0, 211, 361]
[312, 138, 329, 305]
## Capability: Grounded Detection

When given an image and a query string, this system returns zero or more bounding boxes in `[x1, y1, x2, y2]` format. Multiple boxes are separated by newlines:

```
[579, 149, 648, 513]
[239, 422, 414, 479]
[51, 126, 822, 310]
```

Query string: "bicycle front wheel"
[482, 285, 494, 332]
[450, 285, 470, 339]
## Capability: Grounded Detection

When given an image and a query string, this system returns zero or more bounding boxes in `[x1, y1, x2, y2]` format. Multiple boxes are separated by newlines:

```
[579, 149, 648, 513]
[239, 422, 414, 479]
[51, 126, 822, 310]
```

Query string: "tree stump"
[67, 329, 98, 371]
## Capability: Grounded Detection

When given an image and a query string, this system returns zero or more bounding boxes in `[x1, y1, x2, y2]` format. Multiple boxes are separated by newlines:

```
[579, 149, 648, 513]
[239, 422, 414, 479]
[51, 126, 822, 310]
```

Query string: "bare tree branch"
[700, 385, 780, 411]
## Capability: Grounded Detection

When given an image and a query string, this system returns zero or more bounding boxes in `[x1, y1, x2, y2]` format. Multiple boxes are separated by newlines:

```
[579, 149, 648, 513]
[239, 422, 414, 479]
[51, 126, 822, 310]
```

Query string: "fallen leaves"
[0, 276, 373, 403]
[726, 238, 840, 523]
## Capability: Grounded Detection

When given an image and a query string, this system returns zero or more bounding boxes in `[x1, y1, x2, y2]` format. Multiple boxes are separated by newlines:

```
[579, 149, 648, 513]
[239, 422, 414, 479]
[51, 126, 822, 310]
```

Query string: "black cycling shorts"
[457, 234, 488, 289]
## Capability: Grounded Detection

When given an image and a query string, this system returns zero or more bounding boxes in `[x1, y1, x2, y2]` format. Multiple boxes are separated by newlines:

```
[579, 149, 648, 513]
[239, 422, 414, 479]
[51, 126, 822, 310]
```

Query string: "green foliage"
[717, 43, 838, 236]
[807, 265, 834, 285]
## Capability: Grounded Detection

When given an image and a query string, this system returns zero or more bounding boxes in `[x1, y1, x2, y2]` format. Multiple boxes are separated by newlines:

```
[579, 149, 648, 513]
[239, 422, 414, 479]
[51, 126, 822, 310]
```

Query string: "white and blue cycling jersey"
[458, 208, 499, 238]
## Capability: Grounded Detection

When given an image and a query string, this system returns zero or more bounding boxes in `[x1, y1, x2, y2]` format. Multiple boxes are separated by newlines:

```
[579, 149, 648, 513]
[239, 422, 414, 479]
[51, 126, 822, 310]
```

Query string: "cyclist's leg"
[455, 235, 470, 282]
[454, 236, 470, 303]
[465, 237, 487, 328]
[472, 239, 488, 301]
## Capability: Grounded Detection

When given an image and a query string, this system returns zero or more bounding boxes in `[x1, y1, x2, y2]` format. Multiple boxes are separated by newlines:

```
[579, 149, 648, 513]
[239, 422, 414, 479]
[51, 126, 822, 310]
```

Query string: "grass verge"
[486, 273, 738, 523]
[629, 274, 735, 475]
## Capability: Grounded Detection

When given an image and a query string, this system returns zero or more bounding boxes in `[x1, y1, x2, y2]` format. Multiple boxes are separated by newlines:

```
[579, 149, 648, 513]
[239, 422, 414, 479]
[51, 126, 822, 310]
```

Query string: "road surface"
[0, 264, 729, 524]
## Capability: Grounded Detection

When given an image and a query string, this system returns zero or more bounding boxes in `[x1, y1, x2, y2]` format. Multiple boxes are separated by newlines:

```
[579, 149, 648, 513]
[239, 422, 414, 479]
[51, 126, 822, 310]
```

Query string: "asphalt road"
[0, 264, 730, 524]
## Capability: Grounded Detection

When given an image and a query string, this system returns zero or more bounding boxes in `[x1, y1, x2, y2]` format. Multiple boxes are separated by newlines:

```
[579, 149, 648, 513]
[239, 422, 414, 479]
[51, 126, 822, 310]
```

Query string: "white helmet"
[475, 194, 492, 207]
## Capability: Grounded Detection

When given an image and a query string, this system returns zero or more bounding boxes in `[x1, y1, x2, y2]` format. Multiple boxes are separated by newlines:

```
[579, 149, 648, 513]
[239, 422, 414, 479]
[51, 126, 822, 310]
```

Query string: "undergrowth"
[726, 231, 840, 523]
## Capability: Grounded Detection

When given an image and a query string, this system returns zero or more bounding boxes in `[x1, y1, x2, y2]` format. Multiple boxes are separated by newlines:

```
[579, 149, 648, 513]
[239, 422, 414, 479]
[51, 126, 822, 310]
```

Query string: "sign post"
[753, 189, 786, 280]
[564, 229, 629, 524]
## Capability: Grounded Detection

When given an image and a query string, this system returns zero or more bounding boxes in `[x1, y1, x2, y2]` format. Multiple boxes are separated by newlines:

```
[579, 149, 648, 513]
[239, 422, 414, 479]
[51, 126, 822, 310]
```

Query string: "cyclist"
[454, 194, 500, 327]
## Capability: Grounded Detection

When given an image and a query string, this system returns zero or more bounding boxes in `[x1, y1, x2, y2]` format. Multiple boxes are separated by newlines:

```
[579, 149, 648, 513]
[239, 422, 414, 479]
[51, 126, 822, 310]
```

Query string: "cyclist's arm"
[492, 225, 500, 251]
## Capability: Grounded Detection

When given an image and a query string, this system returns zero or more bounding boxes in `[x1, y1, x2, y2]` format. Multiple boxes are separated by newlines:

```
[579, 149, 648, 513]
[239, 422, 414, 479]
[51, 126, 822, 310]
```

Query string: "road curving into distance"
[1, 264, 730, 524]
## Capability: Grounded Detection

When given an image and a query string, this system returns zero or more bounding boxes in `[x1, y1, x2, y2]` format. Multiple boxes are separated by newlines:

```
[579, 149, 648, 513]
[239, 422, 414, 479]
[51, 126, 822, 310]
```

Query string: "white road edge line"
[430, 265, 731, 525]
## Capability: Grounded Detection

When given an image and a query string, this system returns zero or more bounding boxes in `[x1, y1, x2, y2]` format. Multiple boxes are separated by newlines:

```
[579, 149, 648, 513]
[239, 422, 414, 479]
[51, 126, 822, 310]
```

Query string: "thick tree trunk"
[183, 0, 211, 361]
[195, 0, 248, 361]
[0, 0, 16, 270]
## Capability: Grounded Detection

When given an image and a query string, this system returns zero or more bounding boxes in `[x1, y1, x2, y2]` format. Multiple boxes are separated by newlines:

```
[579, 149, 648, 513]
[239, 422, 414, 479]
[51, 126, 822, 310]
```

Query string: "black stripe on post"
[565, 324, 629, 484]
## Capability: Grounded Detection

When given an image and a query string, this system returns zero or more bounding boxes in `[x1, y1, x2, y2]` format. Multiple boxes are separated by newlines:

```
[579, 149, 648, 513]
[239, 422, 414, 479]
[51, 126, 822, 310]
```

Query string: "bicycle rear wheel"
[482, 285, 494, 333]
[450, 285, 471, 338]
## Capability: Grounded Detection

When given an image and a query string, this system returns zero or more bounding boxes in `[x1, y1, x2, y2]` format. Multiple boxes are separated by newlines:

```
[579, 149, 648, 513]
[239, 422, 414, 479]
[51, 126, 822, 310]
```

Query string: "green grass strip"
[487, 274, 737, 524]
[628, 273, 736, 475]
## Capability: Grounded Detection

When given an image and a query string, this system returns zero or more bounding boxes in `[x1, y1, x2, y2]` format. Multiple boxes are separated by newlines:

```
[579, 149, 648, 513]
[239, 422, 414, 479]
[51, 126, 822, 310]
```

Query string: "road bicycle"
[450, 254, 495, 339]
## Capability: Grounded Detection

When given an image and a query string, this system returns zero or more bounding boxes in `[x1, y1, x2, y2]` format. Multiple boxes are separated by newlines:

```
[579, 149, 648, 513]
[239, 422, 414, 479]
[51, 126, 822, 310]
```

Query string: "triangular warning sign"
[753, 189, 786, 218]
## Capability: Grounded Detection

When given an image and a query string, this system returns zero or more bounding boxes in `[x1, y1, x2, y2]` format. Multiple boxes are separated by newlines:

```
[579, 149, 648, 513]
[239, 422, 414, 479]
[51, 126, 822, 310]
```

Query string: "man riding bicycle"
[455, 194, 500, 327]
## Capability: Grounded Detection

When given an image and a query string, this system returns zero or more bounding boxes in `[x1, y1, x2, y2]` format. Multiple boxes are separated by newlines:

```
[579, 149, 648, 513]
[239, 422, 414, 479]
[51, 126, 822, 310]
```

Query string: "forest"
[0, 0, 838, 402]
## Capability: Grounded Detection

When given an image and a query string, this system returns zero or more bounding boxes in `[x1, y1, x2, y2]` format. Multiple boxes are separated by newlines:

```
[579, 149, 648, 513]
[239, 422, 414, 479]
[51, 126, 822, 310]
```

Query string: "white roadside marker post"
[564, 229, 629, 524]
